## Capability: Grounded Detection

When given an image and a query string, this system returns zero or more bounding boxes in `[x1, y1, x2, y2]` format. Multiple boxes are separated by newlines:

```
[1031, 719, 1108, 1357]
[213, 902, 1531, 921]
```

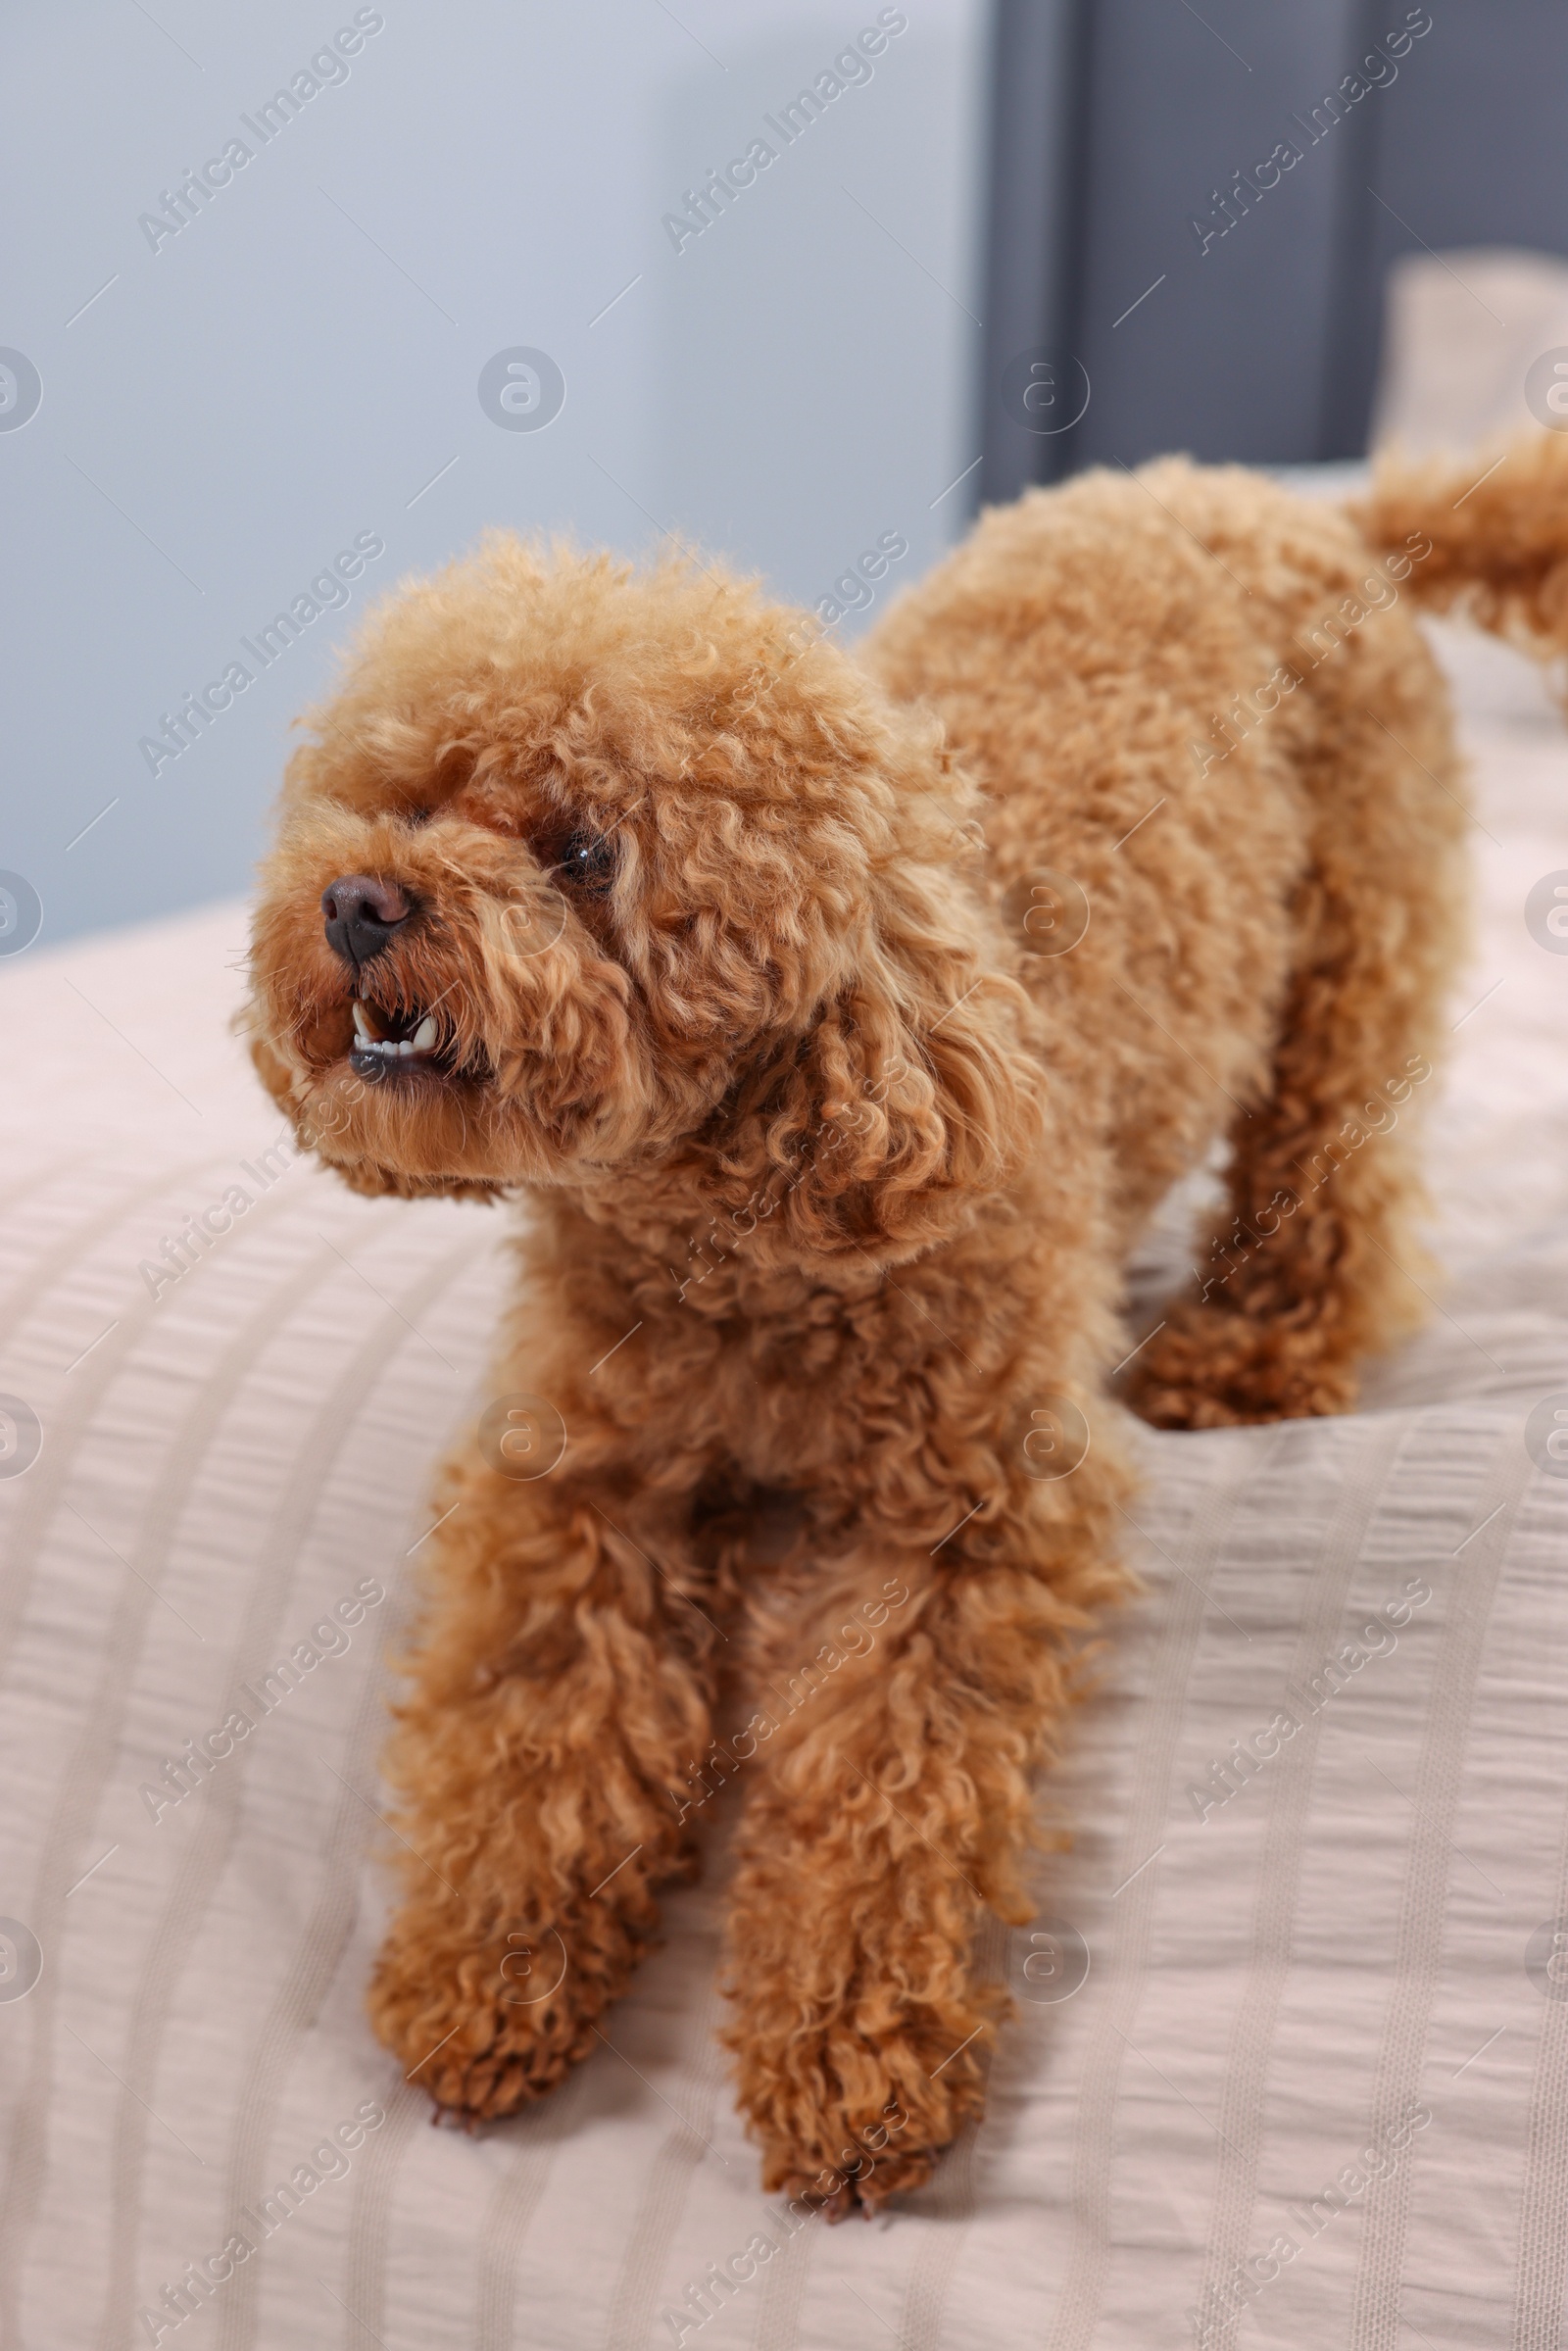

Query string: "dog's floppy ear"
[717, 861, 1041, 1266]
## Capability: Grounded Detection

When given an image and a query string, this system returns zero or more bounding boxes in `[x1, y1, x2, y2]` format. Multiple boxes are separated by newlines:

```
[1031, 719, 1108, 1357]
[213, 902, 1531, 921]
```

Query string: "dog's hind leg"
[1127, 624, 1469, 1428]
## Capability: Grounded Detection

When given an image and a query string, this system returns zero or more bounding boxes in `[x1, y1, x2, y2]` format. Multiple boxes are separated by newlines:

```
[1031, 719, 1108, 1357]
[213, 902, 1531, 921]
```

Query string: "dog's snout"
[321, 873, 412, 970]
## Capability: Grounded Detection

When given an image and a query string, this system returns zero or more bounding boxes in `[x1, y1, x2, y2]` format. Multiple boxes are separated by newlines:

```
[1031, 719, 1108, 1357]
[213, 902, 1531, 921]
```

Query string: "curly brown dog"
[244, 436, 1566, 2211]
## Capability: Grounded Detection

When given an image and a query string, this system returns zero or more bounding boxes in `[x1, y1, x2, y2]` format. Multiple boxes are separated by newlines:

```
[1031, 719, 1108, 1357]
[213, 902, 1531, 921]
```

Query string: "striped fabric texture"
[1, 620, 1565, 2349]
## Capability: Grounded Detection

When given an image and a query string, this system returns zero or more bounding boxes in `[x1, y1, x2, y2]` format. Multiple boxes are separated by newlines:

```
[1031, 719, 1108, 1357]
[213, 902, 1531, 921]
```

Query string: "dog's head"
[246, 534, 1036, 1264]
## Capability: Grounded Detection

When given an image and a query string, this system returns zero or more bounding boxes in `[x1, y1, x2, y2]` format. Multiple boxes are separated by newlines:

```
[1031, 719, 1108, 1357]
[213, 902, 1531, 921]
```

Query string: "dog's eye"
[559, 829, 614, 895]
[402, 805, 435, 828]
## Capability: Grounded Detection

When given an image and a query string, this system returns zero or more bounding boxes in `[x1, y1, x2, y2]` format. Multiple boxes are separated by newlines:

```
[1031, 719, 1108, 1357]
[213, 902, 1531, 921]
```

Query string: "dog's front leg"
[720, 1476, 1122, 2211]
[366, 1433, 717, 2122]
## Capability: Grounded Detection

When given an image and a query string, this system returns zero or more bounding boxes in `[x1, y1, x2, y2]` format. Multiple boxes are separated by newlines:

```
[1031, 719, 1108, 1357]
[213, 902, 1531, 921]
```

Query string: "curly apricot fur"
[246, 442, 1554, 2205]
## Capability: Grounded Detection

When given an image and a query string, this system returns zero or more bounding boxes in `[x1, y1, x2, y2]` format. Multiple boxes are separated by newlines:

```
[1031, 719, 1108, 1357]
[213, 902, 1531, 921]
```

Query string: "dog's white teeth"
[352, 1005, 438, 1064]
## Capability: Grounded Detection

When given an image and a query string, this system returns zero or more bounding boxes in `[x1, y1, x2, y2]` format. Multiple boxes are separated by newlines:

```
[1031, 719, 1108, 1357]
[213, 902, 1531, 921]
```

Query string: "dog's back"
[865, 458, 1469, 1422]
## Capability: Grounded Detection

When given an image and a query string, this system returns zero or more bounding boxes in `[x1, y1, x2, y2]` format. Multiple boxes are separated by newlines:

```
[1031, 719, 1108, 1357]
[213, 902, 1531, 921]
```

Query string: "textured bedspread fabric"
[1, 620, 1567, 2351]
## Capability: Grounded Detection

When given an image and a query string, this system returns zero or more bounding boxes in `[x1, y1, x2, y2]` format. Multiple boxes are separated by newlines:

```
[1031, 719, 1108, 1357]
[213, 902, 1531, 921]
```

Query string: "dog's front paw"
[732, 2011, 993, 2215]
[368, 1896, 650, 2122]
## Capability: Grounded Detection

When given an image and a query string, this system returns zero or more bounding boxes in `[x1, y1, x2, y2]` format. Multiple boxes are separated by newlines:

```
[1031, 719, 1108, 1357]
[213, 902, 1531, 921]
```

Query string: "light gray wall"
[0, 0, 987, 950]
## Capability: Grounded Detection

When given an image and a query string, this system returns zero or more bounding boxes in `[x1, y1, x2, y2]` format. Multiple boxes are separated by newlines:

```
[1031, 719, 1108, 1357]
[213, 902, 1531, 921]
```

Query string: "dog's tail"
[1349, 431, 1568, 674]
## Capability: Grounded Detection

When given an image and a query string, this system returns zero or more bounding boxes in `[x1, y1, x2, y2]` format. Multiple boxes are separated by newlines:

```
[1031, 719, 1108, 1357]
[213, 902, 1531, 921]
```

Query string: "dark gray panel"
[976, 0, 1568, 481]
[1370, 1, 1568, 257]
[1069, 0, 1384, 467]
[977, 0, 1087, 502]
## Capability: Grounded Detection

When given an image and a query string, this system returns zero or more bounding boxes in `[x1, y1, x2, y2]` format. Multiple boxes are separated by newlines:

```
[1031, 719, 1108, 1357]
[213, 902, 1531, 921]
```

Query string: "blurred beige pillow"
[1370, 245, 1568, 452]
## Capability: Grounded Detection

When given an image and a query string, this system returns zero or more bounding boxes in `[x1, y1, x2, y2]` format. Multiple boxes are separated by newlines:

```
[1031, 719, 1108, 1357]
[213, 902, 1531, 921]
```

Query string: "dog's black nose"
[321, 873, 412, 969]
